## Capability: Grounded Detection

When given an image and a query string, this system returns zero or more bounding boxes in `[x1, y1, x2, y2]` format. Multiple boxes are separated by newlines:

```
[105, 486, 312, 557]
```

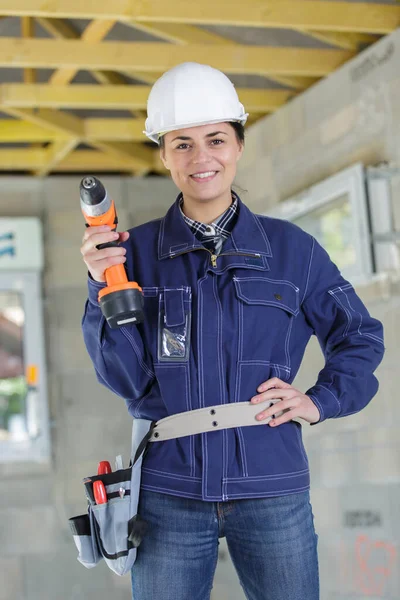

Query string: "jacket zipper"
[170, 248, 261, 267]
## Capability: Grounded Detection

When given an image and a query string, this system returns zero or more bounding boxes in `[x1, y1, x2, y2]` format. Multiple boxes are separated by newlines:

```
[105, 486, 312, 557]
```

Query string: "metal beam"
[0, 84, 293, 112]
[0, 1, 398, 34]
[0, 38, 354, 76]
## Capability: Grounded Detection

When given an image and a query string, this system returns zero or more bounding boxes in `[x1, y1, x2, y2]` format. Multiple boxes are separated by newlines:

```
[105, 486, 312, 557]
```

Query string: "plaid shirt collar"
[178, 192, 239, 241]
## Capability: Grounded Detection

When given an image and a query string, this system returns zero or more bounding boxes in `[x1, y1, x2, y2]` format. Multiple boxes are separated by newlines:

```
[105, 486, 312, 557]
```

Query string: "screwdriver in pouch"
[93, 480, 107, 505]
[80, 175, 144, 328]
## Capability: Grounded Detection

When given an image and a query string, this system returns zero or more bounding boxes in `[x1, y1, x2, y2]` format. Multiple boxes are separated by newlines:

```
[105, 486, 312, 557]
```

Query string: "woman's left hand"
[250, 377, 320, 426]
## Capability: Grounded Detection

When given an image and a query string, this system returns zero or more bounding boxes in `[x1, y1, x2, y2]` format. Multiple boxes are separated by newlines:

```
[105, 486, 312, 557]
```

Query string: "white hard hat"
[144, 62, 248, 144]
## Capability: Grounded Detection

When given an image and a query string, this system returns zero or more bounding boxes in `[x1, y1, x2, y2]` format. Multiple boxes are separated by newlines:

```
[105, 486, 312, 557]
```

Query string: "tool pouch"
[69, 418, 155, 576]
[69, 512, 102, 569]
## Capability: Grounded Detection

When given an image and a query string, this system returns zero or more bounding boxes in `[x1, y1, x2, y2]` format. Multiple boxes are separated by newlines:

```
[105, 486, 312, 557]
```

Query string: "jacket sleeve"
[82, 278, 155, 412]
[301, 236, 385, 424]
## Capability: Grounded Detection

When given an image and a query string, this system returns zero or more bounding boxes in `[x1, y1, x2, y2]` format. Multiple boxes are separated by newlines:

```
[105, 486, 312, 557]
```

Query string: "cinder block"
[354, 428, 400, 484]
[59, 370, 127, 419]
[46, 323, 93, 373]
[310, 487, 342, 532]
[0, 557, 24, 600]
[44, 243, 88, 289]
[0, 506, 59, 555]
[0, 476, 53, 511]
[46, 208, 132, 248]
[45, 286, 88, 330]
[59, 412, 132, 465]
[42, 176, 125, 212]
[22, 543, 126, 600]
[0, 177, 43, 217]
[125, 177, 177, 226]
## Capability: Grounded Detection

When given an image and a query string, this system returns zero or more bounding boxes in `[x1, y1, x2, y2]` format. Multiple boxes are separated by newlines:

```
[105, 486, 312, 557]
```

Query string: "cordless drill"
[79, 176, 144, 328]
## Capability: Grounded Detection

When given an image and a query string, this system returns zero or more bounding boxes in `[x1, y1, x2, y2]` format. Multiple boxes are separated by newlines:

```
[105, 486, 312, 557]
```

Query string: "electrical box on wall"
[0, 218, 50, 464]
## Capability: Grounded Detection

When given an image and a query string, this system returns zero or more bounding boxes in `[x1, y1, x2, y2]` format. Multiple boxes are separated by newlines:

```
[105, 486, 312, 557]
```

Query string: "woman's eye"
[175, 139, 224, 150]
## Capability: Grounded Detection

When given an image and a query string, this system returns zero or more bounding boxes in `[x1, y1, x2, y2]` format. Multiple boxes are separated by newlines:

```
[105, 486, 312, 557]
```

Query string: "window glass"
[294, 193, 357, 271]
[0, 291, 28, 442]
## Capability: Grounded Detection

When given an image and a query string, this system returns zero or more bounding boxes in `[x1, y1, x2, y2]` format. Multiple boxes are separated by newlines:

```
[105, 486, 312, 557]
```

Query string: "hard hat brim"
[144, 114, 249, 144]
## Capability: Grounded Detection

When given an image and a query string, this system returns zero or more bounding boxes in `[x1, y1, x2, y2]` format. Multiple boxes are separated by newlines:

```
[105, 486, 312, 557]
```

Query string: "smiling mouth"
[190, 171, 218, 181]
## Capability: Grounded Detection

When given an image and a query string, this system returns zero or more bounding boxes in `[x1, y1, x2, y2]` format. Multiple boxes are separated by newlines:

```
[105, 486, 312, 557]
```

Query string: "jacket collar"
[158, 193, 272, 260]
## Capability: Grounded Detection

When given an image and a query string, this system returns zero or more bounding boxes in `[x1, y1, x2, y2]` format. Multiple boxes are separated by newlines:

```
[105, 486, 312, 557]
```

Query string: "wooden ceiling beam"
[0, 38, 354, 77]
[34, 138, 80, 177]
[20, 17, 36, 84]
[0, 84, 293, 112]
[0, 1, 398, 34]
[92, 141, 154, 175]
[36, 18, 127, 87]
[0, 106, 159, 174]
[35, 17, 77, 39]
[298, 29, 379, 51]
[39, 19, 113, 172]
[49, 18, 117, 85]
[0, 107, 85, 137]
[41, 17, 138, 171]
[0, 148, 158, 172]
[0, 121, 69, 142]
[124, 21, 316, 90]
[0, 148, 48, 170]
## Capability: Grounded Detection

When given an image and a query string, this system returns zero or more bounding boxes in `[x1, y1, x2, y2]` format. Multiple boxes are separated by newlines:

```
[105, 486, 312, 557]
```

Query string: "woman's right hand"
[80, 225, 130, 283]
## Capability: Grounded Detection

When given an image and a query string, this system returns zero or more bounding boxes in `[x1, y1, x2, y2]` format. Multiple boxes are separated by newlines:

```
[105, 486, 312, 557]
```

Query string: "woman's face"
[159, 122, 244, 204]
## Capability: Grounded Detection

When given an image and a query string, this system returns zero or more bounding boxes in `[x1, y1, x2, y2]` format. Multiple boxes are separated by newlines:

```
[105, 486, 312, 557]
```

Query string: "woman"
[81, 62, 384, 600]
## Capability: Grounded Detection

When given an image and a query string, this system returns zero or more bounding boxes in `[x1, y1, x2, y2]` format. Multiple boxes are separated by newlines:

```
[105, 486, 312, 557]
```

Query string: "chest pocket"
[140, 287, 192, 363]
[157, 287, 192, 362]
[233, 277, 299, 367]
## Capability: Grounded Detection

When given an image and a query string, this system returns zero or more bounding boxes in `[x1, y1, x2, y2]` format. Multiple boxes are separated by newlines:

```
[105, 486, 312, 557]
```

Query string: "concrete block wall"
[1, 27, 400, 600]
[235, 26, 400, 600]
[0, 176, 185, 600]
[237, 28, 400, 213]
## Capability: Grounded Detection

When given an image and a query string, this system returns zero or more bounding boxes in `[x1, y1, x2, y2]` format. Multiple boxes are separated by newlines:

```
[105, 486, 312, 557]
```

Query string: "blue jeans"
[131, 489, 319, 600]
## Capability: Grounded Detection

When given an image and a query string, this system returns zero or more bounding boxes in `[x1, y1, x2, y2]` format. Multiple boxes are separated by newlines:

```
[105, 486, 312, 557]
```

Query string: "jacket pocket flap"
[164, 288, 185, 327]
[234, 277, 299, 316]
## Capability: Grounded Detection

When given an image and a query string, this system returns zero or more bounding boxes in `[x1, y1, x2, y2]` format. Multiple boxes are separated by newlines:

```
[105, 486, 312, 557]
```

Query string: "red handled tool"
[93, 480, 107, 505]
[97, 461, 112, 475]
[92, 460, 112, 504]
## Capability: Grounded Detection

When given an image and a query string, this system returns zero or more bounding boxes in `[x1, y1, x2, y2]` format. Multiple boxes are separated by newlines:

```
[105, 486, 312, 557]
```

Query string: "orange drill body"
[80, 176, 144, 328]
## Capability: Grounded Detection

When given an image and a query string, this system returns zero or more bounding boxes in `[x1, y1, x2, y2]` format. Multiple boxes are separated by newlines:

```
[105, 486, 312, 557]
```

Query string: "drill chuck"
[80, 176, 111, 218]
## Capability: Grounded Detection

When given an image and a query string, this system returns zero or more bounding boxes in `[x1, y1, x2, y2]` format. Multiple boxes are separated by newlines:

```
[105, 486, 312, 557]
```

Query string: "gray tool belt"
[69, 399, 283, 577]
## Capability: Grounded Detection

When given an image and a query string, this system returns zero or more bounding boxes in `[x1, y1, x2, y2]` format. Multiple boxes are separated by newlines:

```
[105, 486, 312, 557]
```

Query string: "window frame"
[0, 270, 50, 463]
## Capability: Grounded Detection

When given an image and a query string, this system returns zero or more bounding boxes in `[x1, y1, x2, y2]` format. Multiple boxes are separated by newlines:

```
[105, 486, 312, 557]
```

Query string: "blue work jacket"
[82, 194, 384, 501]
